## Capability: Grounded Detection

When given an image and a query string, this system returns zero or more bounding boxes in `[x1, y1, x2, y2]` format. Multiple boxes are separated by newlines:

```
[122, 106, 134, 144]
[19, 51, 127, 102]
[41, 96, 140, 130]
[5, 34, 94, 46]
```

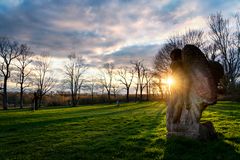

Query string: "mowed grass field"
[0, 101, 240, 160]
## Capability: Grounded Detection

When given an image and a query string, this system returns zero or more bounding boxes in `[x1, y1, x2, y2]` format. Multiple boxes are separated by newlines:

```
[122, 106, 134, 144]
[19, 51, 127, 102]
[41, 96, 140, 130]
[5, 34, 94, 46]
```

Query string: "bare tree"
[182, 29, 204, 48]
[139, 64, 148, 101]
[208, 12, 240, 89]
[86, 77, 97, 103]
[154, 44, 172, 77]
[145, 69, 154, 101]
[77, 79, 84, 104]
[154, 29, 205, 77]
[118, 66, 135, 102]
[131, 60, 142, 101]
[112, 84, 120, 99]
[64, 54, 87, 106]
[152, 78, 164, 99]
[99, 63, 114, 102]
[203, 43, 218, 61]
[0, 37, 21, 110]
[235, 13, 240, 47]
[131, 60, 148, 101]
[209, 13, 229, 60]
[15, 44, 33, 109]
[33, 54, 56, 108]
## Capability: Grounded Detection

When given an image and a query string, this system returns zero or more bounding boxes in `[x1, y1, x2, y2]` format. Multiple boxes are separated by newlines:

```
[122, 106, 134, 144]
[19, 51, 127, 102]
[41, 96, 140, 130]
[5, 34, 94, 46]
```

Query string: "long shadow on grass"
[111, 107, 166, 159]
[0, 102, 154, 122]
[207, 103, 240, 119]
[0, 103, 157, 133]
[163, 136, 240, 160]
[60, 102, 158, 117]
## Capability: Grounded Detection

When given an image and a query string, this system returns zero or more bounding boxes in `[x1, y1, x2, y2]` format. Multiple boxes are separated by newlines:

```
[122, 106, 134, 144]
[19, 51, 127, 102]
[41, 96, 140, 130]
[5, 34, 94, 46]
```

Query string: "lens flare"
[164, 76, 175, 94]
[166, 77, 174, 86]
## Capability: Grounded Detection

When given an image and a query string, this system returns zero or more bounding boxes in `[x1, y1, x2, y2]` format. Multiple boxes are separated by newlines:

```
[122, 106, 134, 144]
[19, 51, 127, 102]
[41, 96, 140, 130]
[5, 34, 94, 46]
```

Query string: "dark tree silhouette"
[15, 44, 33, 109]
[99, 63, 114, 102]
[64, 54, 87, 106]
[131, 60, 142, 101]
[118, 66, 135, 102]
[33, 54, 56, 108]
[145, 69, 154, 101]
[152, 78, 164, 99]
[112, 84, 120, 99]
[0, 37, 21, 110]
[208, 12, 240, 89]
[131, 60, 149, 101]
[203, 43, 218, 61]
[86, 77, 97, 103]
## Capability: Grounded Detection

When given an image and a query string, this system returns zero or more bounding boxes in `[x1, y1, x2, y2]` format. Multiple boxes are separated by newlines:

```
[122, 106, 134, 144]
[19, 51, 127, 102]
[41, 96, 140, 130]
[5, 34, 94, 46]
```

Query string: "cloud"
[102, 43, 162, 67]
[0, 0, 23, 8]
[0, 0, 239, 68]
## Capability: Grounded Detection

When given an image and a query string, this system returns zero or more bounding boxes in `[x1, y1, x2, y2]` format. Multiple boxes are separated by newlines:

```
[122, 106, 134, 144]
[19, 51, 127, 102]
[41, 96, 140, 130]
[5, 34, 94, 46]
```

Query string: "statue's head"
[170, 48, 182, 61]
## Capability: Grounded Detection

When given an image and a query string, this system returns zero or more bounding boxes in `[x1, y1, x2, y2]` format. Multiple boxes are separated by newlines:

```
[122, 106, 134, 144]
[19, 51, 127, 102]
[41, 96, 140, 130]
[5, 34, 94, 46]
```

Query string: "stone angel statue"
[166, 45, 224, 140]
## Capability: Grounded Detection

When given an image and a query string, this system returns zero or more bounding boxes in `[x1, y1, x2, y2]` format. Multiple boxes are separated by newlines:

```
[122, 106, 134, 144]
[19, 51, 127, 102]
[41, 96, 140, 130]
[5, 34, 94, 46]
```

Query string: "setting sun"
[166, 77, 174, 86]
[162, 76, 175, 87]
[161, 76, 175, 93]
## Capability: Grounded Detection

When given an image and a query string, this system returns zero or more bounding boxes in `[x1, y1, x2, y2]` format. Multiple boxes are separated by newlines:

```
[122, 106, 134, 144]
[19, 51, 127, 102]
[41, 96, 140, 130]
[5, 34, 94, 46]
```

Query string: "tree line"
[0, 39, 161, 109]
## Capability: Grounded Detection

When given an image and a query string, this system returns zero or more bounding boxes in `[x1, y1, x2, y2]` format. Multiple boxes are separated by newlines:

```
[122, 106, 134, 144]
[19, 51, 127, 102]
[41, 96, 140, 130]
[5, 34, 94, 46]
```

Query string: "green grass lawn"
[0, 101, 239, 160]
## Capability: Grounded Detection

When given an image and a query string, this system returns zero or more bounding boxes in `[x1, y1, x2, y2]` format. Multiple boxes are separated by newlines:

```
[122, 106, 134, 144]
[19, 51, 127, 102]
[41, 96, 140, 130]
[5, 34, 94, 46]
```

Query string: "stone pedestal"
[167, 121, 217, 140]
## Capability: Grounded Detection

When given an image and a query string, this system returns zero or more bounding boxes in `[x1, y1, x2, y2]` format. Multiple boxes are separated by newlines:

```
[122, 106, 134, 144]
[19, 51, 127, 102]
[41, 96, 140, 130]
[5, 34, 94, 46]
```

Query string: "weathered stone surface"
[199, 121, 217, 140]
[166, 44, 223, 140]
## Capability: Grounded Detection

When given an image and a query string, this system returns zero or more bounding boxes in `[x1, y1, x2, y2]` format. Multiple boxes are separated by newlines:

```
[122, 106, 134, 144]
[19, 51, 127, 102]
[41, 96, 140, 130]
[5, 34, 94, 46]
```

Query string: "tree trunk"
[20, 83, 23, 109]
[38, 94, 43, 109]
[149, 83, 151, 100]
[135, 84, 138, 102]
[70, 86, 76, 107]
[3, 78, 8, 110]
[78, 90, 81, 105]
[140, 85, 143, 101]
[126, 87, 129, 102]
[91, 90, 94, 104]
[71, 93, 75, 107]
[33, 93, 38, 110]
[146, 83, 149, 101]
[107, 91, 111, 103]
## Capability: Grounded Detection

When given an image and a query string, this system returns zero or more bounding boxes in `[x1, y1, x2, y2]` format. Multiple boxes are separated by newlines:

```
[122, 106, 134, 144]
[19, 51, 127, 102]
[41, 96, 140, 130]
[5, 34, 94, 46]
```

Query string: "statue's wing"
[182, 45, 217, 105]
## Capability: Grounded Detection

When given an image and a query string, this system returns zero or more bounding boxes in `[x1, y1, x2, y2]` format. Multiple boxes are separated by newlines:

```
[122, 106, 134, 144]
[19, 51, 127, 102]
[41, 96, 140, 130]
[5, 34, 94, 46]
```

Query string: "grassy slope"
[0, 101, 239, 160]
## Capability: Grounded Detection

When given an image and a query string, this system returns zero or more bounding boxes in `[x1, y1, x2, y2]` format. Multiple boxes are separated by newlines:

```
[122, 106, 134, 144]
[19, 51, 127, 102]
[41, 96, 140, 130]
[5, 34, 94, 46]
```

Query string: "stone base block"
[167, 121, 217, 140]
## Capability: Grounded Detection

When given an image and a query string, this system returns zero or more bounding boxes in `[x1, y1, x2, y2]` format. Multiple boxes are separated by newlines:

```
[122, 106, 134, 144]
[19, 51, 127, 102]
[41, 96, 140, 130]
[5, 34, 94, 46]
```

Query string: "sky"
[0, 0, 240, 69]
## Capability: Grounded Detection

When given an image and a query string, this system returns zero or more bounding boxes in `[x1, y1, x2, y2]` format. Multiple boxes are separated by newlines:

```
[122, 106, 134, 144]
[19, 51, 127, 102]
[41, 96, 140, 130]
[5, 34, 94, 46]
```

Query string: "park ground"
[0, 101, 240, 160]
